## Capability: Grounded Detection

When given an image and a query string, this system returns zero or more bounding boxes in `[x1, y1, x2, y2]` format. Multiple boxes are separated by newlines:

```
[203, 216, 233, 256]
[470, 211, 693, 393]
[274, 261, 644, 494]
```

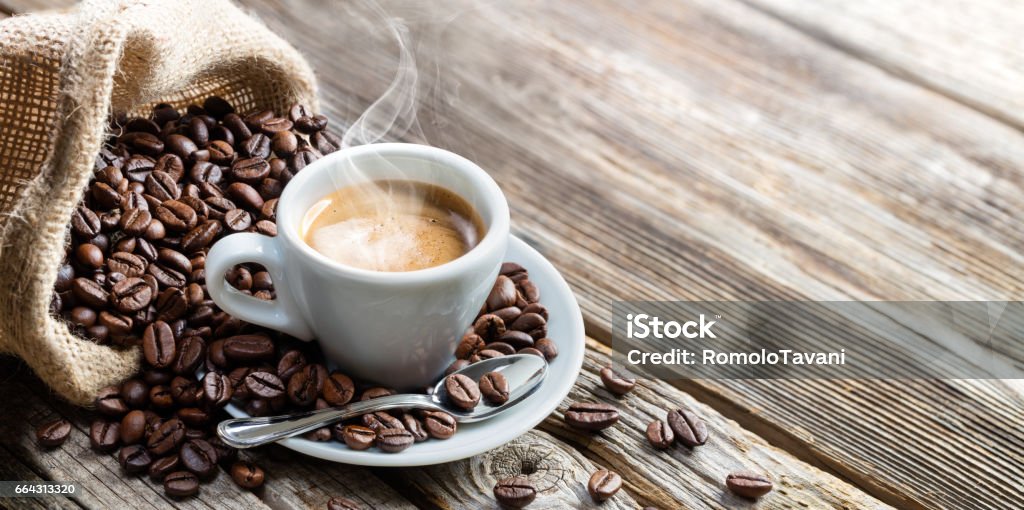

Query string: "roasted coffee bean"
[55, 263, 75, 292]
[147, 262, 187, 288]
[469, 349, 504, 363]
[445, 373, 480, 410]
[187, 117, 209, 148]
[120, 410, 148, 445]
[277, 350, 306, 381]
[497, 330, 533, 350]
[119, 208, 153, 236]
[177, 407, 211, 428]
[70, 306, 97, 327]
[108, 251, 146, 277]
[231, 157, 270, 183]
[117, 378, 147, 408]
[224, 208, 252, 231]
[201, 96, 234, 118]
[96, 385, 129, 416]
[155, 200, 198, 232]
[36, 419, 72, 447]
[170, 336, 203, 375]
[534, 338, 558, 361]
[257, 177, 280, 199]
[91, 181, 122, 209]
[246, 371, 285, 398]
[666, 408, 708, 447]
[479, 372, 509, 405]
[499, 262, 527, 279]
[600, 366, 636, 396]
[144, 217, 166, 240]
[260, 116, 293, 135]
[123, 157, 154, 183]
[146, 416, 186, 456]
[423, 411, 457, 439]
[493, 476, 536, 509]
[588, 469, 622, 502]
[164, 470, 199, 497]
[491, 306, 522, 324]
[726, 471, 773, 499]
[564, 402, 619, 431]
[223, 334, 274, 361]
[119, 444, 153, 475]
[260, 199, 278, 221]
[474, 314, 506, 341]
[240, 133, 271, 159]
[110, 276, 154, 313]
[337, 425, 376, 450]
[510, 312, 545, 334]
[252, 270, 273, 290]
[149, 385, 174, 409]
[203, 372, 233, 407]
[181, 220, 221, 253]
[322, 371, 355, 406]
[455, 334, 484, 359]
[290, 146, 319, 171]
[229, 461, 265, 489]
[72, 277, 108, 308]
[74, 243, 103, 269]
[362, 411, 403, 432]
[483, 342, 515, 356]
[144, 171, 180, 201]
[135, 237, 158, 261]
[486, 275, 518, 311]
[89, 420, 120, 452]
[326, 497, 361, 510]
[71, 206, 101, 238]
[164, 134, 198, 161]
[178, 439, 217, 479]
[155, 287, 188, 322]
[129, 131, 164, 156]
[306, 426, 332, 441]
[445, 359, 469, 375]
[170, 376, 201, 406]
[286, 369, 318, 407]
[646, 420, 674, 449]
[250, 220, 274, 237]
[153, 153, 185, 181]
[143, 321, 176, 368]
[148, 454, 180, 481]
[271, 130, 298, 156]
[376, 428, 414, 453]
[402, 414, 429, 442]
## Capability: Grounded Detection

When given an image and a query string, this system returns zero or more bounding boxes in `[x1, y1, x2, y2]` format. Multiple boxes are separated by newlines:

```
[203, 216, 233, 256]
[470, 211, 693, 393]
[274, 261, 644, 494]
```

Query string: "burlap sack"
[0, 0, 317, 405]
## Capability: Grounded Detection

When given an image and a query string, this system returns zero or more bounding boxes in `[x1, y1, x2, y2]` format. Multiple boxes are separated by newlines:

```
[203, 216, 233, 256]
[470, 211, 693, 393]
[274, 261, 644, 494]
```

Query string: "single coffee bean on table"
[588, 469, 623, 502]
[726, 471, 773, 499]
[666, 407, 709, 447]
[599, 366, 636, 396]
[230, 461, 266, 489]
[564, 402, 619, 431]
[646, 419, 674, 449]
[36, 419, 72, 447]
[493, 475, 537, 508]
[164, 470, 200, 497]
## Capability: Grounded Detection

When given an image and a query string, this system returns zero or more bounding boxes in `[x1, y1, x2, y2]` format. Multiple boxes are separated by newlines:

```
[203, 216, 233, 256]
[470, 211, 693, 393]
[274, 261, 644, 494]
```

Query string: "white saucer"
[223, 235, 585, 466]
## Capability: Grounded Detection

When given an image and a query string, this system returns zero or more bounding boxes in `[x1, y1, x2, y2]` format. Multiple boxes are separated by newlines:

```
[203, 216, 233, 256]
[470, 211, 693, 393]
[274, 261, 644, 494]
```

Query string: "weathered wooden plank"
[0, 445, 81, 510]
[741, 0, 1024, 130]
[228, 1, 1024, 509]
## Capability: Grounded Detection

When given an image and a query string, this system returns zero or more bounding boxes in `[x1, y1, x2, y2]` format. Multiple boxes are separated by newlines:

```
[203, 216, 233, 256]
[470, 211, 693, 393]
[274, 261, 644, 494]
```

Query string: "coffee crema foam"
[301, 180, 484, 272]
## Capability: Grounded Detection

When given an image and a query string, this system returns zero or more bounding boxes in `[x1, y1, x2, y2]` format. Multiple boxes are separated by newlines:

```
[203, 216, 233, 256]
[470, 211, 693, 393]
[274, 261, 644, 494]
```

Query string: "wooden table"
[3, 0, 1023, 508]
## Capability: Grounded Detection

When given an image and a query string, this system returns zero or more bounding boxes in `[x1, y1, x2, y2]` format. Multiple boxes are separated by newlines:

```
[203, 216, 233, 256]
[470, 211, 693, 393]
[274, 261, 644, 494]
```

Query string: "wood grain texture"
[741, 0, 1024, 130]
[228, 1, 1024, 508]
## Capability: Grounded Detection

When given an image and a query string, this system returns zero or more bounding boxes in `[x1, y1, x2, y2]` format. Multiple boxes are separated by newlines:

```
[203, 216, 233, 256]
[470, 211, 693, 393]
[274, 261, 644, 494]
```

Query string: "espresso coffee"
[301, 180, 484, 272]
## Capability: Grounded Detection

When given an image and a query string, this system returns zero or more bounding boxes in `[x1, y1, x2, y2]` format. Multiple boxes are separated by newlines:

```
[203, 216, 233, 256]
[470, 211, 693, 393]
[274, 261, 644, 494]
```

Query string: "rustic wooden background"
[2, 0, 1023, 509]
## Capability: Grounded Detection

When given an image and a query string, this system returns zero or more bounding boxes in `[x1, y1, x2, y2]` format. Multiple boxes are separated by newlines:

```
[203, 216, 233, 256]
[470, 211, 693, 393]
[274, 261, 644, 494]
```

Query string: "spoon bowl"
[217, 354, 548, 449]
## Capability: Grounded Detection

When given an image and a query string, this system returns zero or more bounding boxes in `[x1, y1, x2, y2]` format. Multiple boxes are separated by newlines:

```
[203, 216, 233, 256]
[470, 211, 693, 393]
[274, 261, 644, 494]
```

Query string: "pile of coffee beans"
[44, 96, 562, 503]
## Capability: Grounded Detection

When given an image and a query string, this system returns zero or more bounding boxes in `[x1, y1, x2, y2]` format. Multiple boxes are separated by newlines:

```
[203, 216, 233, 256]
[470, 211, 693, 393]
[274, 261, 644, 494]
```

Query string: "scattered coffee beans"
[51, 97, 561, 498]
[587, 469, 622, 502]
[666, 407, 708, 447]
[36, 419, 72, 447]
[564, 402, 619, 431]
[599, 366, 636, 396]
[725, 471, 773, 499]
[493, 475, 537, 508]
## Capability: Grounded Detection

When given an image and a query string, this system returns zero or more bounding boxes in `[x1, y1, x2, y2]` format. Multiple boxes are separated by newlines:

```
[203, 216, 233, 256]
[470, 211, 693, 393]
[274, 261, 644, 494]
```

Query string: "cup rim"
[277, 142, 510, 284]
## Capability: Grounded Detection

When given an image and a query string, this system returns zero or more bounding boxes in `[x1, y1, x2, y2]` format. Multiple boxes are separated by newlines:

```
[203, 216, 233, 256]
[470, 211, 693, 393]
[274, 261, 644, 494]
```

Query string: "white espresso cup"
[206, 143, 510, 389]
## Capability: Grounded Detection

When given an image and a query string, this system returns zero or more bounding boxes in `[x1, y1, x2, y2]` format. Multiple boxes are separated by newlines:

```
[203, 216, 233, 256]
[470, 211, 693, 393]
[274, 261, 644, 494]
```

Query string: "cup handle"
[205, 232, 315, 341]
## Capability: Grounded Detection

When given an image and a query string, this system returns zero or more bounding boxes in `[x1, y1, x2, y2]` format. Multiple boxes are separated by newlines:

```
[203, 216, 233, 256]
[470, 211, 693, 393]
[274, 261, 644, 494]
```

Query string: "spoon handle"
[217, 394, 438, 449]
